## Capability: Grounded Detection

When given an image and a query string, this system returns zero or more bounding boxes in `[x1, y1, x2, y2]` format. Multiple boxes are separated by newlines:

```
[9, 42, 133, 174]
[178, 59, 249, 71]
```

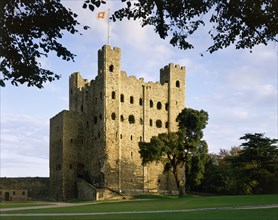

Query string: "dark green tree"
[0, 0, 90, 88]
[110, 0, 278, 52]
[231, 133, 278, 194]
[2, 0, 277, 88]
[139, 108, 208, 197]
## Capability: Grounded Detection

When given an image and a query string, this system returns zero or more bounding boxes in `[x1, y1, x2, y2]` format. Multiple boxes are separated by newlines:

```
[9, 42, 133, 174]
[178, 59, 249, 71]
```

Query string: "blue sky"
[1, 2, 277, 177]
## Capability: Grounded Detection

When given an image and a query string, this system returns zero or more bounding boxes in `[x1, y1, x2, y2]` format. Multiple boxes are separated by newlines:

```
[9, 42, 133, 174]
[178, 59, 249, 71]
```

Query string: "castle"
[49, 45, 186, 201]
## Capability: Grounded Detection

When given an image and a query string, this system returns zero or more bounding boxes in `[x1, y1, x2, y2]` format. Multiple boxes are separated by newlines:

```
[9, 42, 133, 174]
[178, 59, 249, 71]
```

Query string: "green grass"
[0, 202, 52, 209]
[1, 194, 277, 220]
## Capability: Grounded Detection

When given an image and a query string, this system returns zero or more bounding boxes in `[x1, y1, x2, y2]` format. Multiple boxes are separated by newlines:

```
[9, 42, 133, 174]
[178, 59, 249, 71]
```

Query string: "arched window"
[176, 80, 180, 88]
[120, 94, 124, 102]
[109, 64, 114, 72]
[150, 100, 153, 108]
[120, 115, 124, 122]
[157, 102, 162, 110]
[111, 112, 116, 120]
[139, 98, 143, 106]
[128, 115, 135, 124]
[156, 120, 162, 128]
[130, 96, 134, 104]
[112, 91, 116, 99]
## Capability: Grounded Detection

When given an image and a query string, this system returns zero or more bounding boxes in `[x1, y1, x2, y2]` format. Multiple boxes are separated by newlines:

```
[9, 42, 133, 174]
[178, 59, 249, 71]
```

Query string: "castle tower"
[49, 45, 186, 200]
[160, 64, 186, 132]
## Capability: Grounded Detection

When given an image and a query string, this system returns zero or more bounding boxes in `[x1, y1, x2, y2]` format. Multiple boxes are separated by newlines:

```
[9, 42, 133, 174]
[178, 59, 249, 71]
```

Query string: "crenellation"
[50, 45, 186, 201]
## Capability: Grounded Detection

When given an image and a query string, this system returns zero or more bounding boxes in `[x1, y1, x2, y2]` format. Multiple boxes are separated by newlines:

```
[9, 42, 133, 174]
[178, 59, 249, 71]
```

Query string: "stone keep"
[49, 45, 186, 201]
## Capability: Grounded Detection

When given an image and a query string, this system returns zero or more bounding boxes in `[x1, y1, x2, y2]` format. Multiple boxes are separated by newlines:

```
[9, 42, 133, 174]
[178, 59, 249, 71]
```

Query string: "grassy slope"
[2, 209, 278, 220]
[3, 194, 277, 214]
[1, 194, 278, 220]
[0, 202, 52, 209]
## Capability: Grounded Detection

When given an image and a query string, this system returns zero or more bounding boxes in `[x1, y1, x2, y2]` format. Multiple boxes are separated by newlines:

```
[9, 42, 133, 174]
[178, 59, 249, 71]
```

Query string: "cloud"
[1, 114, 49, 177]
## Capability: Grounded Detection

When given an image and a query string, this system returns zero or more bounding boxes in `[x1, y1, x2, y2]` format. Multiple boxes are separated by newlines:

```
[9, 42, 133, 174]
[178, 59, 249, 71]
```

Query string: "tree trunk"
[173, 165, 185, 197]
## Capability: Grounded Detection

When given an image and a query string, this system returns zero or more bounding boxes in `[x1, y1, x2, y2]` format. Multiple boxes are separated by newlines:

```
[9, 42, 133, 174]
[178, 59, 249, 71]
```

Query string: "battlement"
[98, 45, 121, 53]
[50, 45, 186, 201]
[161, 63, 186, 71]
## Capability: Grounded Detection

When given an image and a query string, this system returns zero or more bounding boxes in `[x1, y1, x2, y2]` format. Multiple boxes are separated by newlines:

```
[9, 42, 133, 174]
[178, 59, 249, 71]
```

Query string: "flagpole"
[107, 8, 110, 45]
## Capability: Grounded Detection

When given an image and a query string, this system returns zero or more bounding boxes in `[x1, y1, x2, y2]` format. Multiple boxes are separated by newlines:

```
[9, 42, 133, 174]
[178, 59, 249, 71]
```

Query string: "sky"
[1, 1, 277, 177]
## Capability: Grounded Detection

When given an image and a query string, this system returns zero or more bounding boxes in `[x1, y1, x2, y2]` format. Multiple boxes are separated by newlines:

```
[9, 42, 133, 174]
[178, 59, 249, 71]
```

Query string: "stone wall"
[49, 45, 186, 200]
[0, 177, 49, 200]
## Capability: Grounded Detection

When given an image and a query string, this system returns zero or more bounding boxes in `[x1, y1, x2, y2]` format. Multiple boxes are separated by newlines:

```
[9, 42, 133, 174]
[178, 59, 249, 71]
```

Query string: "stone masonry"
[49, 45, 186, 201]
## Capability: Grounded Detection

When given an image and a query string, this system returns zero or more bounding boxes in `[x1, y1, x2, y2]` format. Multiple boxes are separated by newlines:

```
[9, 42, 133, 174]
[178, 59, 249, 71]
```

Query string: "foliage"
[2, 1, 277, 88]
[139, 108, 209, 197]
[199, 133, 278, 195]
[0, 0, 90, 88]
[110, 0, 278, 53]
[231, 133, 278, 194]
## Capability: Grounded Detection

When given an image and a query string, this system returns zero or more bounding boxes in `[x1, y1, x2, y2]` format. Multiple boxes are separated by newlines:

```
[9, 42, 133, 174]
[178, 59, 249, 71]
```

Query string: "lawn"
[1, 194, 277, 220]
[0, 202, 52, 209]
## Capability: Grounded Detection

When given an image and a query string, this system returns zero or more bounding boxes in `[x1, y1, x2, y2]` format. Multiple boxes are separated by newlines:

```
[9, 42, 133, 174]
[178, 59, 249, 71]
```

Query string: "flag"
[97, 11, 106, 19]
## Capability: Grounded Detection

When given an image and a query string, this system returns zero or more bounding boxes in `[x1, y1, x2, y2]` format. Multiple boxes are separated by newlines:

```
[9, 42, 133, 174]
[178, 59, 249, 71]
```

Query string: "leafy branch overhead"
[1, 0, 277, 88]
[0, 0, 90, 88]
[110, 0, 278, 52]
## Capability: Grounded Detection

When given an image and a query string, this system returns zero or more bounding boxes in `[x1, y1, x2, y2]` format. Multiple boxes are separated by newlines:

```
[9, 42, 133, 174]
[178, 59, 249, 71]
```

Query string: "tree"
[139, 108, 208, 197]
[2, 1, 277, 88]
[231, 133, 278, 194]
[110, 0, 278, 53]
[0, 0, 90, 88]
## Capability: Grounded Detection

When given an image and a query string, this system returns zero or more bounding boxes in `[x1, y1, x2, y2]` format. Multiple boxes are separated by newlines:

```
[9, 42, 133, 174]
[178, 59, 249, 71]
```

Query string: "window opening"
[112, 91, 116, 99]
[109, 64, 114, 72]
[139, 98, 143, 106]
[150, 119, 153, 126]
[156, 120, 162, 128]
[130, 96, 134, 104]
[128, 115, 135, 124]
[111, 112, 116, 120]
[176, 80, 180, 87]
[157, 102, 162, 110]
[150, 100, 153, 108]
[120, 94, 124, 102]
[120, 115, 124, 122]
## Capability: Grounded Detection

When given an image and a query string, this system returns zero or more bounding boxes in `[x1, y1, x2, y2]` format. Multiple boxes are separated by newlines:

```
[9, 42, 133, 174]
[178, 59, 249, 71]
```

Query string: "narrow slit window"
[111, 112, 116, 120]
[157, 102, 162, 110]
[112, 91, 116, 99]
[120, 94, 124, 103]
[150, 100, 153, 108]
